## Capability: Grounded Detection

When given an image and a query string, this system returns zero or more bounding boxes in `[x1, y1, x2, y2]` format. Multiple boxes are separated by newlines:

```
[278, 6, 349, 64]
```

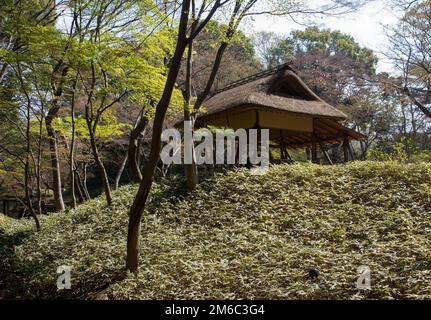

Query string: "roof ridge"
[210, 62, 294, 97]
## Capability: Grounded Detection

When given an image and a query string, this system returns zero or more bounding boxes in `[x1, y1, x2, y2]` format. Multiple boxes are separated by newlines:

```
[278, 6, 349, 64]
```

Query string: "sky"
[247, 0, 401, 73]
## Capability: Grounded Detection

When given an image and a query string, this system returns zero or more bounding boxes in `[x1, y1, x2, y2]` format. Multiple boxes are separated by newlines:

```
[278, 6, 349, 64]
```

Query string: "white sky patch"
[245, 0, 401, 73]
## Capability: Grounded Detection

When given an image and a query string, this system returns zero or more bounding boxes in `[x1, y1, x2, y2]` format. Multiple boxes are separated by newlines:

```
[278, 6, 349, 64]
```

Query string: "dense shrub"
[1, 162, 430, 299]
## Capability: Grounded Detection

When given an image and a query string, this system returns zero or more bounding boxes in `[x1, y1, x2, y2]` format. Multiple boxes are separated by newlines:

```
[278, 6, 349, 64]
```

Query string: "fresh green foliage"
[53, 112, 130, 143]
[0, 214, 12, 230]
[1, 162, 430, 299]
[369, 137, 431, 163]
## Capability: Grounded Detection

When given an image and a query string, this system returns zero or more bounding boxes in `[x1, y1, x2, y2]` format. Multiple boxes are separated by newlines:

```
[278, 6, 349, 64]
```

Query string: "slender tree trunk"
[35, 164, 42, 216]
[114, 153, 128, 190]
[35, 104, 44, 216]
[128, 134, 142, 182]
[184, 37, 199, 191]
[128, 110, 148, 183]
[184, 113, 198, 191]
[136, 139, 142, 169]
[17, 60, 41, 228]
[126, 0, 191, 272]
[87, 128, 112, 206]
[24, 98, 40, 230]
[83, 60, 113, 206]
[403, 87, 431, 119]
[16, 60, 43, 225]
[24, 161, 40, 231]
[82, 163, 91, 199]
[185, 41, 228, 191]
[45, 117, 65, 211]
[73, 171, 84, 203]
[69, 149, 77, 208]
[44, 66, 68, 212]
[75, 169, 89, 201]
[69, 83, 77, 208]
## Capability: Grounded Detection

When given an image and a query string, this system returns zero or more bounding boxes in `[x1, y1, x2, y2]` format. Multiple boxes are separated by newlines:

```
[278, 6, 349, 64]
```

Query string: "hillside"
[1, 162, 430, 299]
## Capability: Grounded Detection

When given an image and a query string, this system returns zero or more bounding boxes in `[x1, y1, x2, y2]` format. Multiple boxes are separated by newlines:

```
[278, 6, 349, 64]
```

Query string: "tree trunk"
[184, 114, 198, 191]
[88, 129, 112, 206]
[183, 35, 199, 192]
[70, 161, 76, 208]
[69, 78, 78, 208]
[136, 138, 142, 170]
[24, 86, 40, 230]
[24, 161, 40, 231]
[75, 169, 88, 201]
[114, 153, 128, 190]
[403, 87, 431, 119]
[126, 0, 191, 272]
[82, 163, 91, 200]
[343, 136, 349, 163]
[45, 117, 65, 211]
[128, 112, 148, 183]
[73, 171, 85, 203]
[128, 136, 142, 182]
[35, 166, 42, 216]
[43, 66, 68, 212]
[35, 107, 44, 216]
[184, 42, 229, 191]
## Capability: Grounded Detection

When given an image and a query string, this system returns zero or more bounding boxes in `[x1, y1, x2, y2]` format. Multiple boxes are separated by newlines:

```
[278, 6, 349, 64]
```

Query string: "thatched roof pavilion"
[179, 63, 366, 163]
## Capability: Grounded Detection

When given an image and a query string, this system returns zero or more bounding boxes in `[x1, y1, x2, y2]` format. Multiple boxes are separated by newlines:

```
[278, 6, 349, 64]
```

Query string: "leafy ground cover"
[0, 161, 430, 299]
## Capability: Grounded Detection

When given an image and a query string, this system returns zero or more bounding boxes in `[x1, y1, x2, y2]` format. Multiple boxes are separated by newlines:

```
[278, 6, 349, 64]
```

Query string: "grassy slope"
[1, 162, 430, 299]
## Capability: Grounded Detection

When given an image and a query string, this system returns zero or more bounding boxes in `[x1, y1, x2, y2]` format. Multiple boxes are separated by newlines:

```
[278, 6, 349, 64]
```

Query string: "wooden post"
[279, 130, 286, 160]
[318, 140, 333, 165]
[269, 149, 274, 163]
[311, 134, 318, 163]
[285, 148, 294, 163]
[279, 142, 286, 160]
[348, 142, 356, 161]
[305, 148, 311, 161]
[343, 135, 349, 163]
[235, 139, 239, 166]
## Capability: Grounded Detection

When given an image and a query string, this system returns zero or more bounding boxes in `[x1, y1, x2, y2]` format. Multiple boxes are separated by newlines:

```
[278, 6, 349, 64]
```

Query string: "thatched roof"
[197, 64, 347, 122]
[174, 63, 366, 149]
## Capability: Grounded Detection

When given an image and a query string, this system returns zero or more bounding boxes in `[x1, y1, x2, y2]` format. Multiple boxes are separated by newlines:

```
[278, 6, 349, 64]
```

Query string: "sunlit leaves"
[53, 111, 129, 142]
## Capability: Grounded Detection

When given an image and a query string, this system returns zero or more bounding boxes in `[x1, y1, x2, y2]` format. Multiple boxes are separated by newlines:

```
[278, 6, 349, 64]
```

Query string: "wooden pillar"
[235, 139, 239, 166]
[285, 148, 293, 163]
[305, 148, 311, 161]
[343, 135, 349, 163]
[279, 130, 286, 160]
[311, 134, 318, 163]
[318, 140, 333, 165]
[279, 142, 286, 160]
[348, 142, 356, 161]
[269, 149, 274, 163]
